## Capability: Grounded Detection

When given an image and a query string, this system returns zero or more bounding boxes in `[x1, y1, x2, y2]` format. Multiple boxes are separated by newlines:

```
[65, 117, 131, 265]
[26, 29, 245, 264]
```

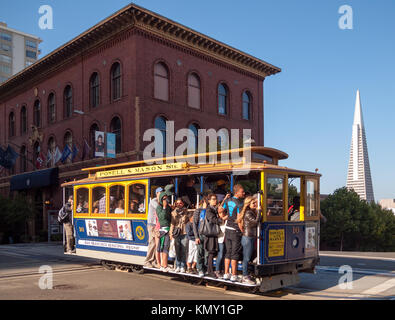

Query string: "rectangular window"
[306, 179, 318, 218]
[1, 43, 12, 52]
[266, 174, 284, 218]
[0, 32, 12, 42]
[0, 54, 11, 64]
[0, 64, 11, 74]
[26, 50, 37, 59]
[26, 39, 37, 49]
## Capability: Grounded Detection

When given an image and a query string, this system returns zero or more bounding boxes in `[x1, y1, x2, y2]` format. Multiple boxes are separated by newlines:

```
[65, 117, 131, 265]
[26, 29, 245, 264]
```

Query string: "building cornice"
[0, 3, 280, 103]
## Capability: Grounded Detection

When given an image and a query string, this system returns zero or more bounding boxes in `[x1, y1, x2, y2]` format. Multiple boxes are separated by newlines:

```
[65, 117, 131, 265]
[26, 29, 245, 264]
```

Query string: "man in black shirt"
[218, 184, 245, 282]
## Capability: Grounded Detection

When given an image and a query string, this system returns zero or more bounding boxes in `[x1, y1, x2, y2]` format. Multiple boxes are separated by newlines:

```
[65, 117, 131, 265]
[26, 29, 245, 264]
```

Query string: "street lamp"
[73, 109, 108, 164]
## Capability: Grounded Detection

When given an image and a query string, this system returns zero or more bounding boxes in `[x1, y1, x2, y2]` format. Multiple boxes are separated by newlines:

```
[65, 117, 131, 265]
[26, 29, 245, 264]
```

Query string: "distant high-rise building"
[346, 90, 375, 203]
[0, 22, 41, 83]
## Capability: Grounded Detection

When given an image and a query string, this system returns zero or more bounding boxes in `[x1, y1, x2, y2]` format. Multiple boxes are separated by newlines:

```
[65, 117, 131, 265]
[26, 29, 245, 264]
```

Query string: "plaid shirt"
[99, 195, 106, 213]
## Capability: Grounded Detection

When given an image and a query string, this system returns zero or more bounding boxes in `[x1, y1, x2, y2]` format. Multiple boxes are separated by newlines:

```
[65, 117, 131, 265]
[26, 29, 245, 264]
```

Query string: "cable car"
[61, 146, 321, 293]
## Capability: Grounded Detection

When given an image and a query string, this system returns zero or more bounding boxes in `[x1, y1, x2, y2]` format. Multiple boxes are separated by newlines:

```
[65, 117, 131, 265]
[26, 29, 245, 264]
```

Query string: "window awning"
[10, 168, 59, 191]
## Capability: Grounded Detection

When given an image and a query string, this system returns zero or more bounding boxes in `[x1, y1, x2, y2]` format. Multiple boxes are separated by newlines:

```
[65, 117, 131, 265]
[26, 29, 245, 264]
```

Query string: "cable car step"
[143, 267, 259, 287]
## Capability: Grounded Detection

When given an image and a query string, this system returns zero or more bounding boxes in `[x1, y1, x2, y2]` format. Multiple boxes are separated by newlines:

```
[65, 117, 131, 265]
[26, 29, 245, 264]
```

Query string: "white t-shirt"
[218, 220, 226, 244]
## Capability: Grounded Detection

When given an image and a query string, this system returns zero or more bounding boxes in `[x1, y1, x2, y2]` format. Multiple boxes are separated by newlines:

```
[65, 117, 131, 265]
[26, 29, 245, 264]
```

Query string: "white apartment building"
[0, 22, 41, 83]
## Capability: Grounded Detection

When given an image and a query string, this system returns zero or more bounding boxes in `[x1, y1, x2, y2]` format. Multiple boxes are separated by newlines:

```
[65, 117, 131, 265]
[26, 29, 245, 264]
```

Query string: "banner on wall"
[95, 131, 105, 158]
[106, 133, 116, 159]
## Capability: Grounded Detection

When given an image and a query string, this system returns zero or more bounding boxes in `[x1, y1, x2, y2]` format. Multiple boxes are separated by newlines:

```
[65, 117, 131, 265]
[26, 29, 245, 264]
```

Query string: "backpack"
[58, 206, 69, 223]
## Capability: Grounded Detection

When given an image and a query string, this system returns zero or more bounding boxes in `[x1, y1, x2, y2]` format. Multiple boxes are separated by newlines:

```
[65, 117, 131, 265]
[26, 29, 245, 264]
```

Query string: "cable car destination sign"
[96, 163, 186, 178]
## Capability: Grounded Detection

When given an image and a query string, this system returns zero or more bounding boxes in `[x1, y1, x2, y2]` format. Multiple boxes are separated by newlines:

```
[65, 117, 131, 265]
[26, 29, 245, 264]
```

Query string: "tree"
[321, 187, 395, 252]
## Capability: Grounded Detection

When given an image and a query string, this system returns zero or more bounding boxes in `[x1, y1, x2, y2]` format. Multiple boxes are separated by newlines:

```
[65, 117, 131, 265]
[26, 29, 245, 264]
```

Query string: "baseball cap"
[155, 187, 164, 194]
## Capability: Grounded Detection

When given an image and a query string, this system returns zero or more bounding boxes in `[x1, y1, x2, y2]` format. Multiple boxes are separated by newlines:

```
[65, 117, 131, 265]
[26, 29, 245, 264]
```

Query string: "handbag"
[172, 226, 181, 238]
[199, 216, 220, 237]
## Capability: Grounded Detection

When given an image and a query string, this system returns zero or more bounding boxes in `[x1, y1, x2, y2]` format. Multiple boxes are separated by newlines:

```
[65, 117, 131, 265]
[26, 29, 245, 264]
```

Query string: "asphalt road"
[0, 243, 394, 300]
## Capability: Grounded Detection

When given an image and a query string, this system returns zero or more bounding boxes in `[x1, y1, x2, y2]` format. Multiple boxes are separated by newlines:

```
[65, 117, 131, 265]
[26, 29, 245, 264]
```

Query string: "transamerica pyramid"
[346, 90, 375, 203]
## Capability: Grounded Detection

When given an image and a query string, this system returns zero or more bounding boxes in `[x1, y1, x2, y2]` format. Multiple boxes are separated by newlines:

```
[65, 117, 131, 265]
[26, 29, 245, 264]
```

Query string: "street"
[0, 243, 394, 300]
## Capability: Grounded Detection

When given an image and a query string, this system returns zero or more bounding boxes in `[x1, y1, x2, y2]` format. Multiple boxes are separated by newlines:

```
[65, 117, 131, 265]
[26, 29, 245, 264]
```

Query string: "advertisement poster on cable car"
[85, 219, 133, 241]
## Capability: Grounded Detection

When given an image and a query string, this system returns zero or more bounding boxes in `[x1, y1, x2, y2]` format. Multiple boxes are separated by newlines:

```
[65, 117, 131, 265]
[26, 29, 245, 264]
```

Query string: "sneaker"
[230, 275, 238, 282]
[191, 268, 198, 275]
[214, 271, 222, 278]
[223, 273, 231, 280]
[186, 268, 193, 274]
[179, 268, 186, 273]
[174, 267, 181, 273]
[242, 276, 256, 285]
[198, 270, 205, 277]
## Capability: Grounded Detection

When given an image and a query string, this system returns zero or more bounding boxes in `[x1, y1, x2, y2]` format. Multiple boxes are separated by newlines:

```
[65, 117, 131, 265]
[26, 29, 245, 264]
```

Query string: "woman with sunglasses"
[170, 199, 189, 273]
[237, 196, 262, 284]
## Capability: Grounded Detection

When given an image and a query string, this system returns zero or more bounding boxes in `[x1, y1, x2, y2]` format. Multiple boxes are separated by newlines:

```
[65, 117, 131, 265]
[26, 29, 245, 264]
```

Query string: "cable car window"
[110, 185, 125, 214]
[266, 175, 284, 217]
[306, 179, 318, 217]
[92, 186, 107, 214]
[288, 176, 301, 221]
[128, 184, 146, 214]
[76, 188, 89, 214]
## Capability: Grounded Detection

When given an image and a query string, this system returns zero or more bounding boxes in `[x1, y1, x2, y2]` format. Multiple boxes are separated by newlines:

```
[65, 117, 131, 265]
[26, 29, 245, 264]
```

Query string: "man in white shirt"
[144, 187, 163, 268]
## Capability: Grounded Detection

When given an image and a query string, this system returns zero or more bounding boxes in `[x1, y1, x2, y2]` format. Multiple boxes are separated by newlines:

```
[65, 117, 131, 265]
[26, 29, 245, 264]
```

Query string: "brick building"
[0, 3, 280, 240]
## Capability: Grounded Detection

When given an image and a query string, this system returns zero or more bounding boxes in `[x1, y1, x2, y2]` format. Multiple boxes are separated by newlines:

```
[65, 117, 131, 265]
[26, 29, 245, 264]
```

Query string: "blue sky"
[2, 0, 394, 200]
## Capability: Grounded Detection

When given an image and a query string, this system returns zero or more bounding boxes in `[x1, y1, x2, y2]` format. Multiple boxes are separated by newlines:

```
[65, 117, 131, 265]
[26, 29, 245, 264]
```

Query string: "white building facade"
[0, 22, 41, 83]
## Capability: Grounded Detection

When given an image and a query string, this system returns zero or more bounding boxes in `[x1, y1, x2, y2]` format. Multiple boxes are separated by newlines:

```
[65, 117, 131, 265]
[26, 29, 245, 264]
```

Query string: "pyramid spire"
[346, 90, 375, 203]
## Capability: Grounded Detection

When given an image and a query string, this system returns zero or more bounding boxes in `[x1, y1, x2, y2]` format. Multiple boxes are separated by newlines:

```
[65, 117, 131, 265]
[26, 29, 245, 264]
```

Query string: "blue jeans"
[216, 242, 225, 272]
[241, 236, 255, 276]
[175, 234, 188, 269]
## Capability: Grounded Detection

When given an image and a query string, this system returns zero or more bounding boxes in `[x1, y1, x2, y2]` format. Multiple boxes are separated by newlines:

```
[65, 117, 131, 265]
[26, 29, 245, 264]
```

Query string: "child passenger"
[185, 214, 198, 274]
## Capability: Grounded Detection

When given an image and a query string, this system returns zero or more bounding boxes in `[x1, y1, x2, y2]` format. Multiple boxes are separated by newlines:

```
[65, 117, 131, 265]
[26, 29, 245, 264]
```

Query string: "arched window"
[218, 84, 228, 115]
[20, 106, 27, 135]
[47, 137, 56, 167]
[48, 93, 56, 124]
[154, 62, 169, 101]
[188, 123, 200, 154]
[33, 142, 40, 170]
[64, 85, 73, 118]
[33, 100, 41, 128]
[188, 73, 201, 109]
[218, 128, 229, 151]
[242, 91, 251, 120]
[63, 131, 72, 164]
[89, 123, 99, 159]
[155, 116, 167, 156]
[90, 72, 100, 108]
[9, 112, 15, 137]
[110, 116, 122, 154]
[111, 63, 121, 101]
[20, 145, 27, 173]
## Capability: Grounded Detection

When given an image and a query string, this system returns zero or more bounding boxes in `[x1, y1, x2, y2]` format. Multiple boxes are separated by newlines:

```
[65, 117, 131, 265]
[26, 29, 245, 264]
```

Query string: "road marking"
[361, 278, 395, 296]
[316, 266, 395, 277]
[320, 253, 395, 262]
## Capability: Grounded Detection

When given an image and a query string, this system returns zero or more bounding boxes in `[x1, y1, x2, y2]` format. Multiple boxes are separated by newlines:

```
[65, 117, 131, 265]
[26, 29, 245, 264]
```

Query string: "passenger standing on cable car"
[219, 184, 245, 282]
[237, 196, 262, 284]
[170, 199, 189, 273]
[144, 187, 163, 268]
[192, 196, 208, 277]
[156, 191, 172, 272]
[204, 194, 225, 279]
[179, 177, 197, 208]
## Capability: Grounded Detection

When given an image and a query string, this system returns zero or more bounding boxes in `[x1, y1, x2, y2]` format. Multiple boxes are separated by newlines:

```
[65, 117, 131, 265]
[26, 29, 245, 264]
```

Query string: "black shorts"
[224, 230, 242, 261]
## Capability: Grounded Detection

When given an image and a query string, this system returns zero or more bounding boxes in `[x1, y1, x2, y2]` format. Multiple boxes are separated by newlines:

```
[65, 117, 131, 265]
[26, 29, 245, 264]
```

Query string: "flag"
[2, 146, 19, 169]
[71, 144, 79, 161]
[54, 147, 62, 164]
[60, 145, 71, 163]
[82, 139, 91, 161]
[36, 152, 46, 169]
[0, 147, 6, 168]
[46, 149, 53, 165]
